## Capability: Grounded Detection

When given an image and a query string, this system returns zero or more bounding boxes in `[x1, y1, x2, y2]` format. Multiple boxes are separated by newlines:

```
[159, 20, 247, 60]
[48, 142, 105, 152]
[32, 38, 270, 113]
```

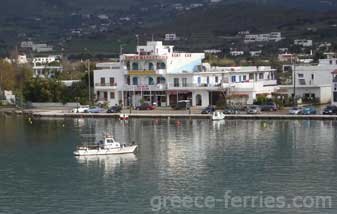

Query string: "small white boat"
[74, 134, 137, 156]
[212, 111, 225, 121]
[119, 114, 129, 120]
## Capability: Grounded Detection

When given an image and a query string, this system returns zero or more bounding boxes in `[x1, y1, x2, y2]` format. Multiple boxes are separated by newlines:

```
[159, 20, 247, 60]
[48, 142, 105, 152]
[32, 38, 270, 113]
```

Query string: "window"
[103, 92, 108, 101]
[215, 76, 218, 83]
[182, 78, 187, 87]
[132, 62, 139, 70]
[249, 73, 254, 80]
[100, 78, 105, 85]
[132, 77, 138, 85]
[206, 76, 209, 84]
[334, 92, 337, 102]
[299, 79, 306, 85]
[174, 78, 180, 87]
[148, 62, 154, 70]
[231, 76, 236, 83]
[148, 77, 154, 85]
[298, 73, 304, 78]
[330, 60, 333, 65]
[110, 77, 115, 86]
[126, 62, 130, 70]
[157, 62, 166, 69]
[259, 73, 263, 80]
[311, 74, 314, 80]
[110, 92, 115, 99]
[243, 75, 246, 81]
[197, 77, 201, 85]
[157, 76, 166, 84]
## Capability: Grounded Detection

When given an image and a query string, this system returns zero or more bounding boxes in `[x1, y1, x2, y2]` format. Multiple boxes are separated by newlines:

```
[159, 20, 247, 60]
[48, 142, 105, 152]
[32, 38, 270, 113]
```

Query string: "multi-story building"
[244, 32, 282, 43]
[280, 58, 337, 103]
[93, 41, 279, 107]
[94, 62, 125, 106]
[164, 33, 179, 41]
[32, 55, 63, 78]
[294, 39, 313, 47]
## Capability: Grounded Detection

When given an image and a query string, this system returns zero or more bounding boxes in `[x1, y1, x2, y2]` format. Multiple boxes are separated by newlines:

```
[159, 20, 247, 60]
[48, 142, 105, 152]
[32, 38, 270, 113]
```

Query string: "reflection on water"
[76, 154, 137, 176]
[0, 116, 337, 213]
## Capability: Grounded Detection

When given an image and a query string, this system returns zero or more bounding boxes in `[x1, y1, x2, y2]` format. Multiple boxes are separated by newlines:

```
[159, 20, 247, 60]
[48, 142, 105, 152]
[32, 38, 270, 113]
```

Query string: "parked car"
[172, 100, 191, 110]
[85, 106, 105, 113]
[247, 105, 261, 114]
[322, 105, 337, 115]
[107, 105, 122, 113]
[201, 106, 215, 114]
[302, 106, 317, 115]
[259, 103, 278, 112]
[223, 108, 239, 114]
[72, 105, 89, 113]
[135, 103, 156, 110]
[288, 107, 303, 115]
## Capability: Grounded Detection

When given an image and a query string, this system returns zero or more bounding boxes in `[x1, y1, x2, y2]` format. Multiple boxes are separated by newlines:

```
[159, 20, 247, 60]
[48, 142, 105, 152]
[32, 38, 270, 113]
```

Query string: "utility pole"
[87, 59, 91, 104]
[292, 56, 297, 107]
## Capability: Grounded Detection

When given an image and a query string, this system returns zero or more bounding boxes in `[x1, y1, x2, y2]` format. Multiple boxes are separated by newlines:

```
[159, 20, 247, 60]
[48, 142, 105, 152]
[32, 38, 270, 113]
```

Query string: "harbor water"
[1, 115, 337, 213]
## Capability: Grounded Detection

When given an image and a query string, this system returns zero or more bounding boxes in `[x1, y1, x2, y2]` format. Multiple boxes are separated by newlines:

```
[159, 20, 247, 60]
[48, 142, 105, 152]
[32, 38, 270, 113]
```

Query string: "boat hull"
[74, 145, 138, 156]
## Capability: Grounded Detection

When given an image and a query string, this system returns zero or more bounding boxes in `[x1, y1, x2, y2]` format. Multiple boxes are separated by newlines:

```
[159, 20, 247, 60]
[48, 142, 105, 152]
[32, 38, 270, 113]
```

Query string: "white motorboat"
[212, 111, 225, 121]
[119, 114, 129, 120]
[74, 134, 137, 156]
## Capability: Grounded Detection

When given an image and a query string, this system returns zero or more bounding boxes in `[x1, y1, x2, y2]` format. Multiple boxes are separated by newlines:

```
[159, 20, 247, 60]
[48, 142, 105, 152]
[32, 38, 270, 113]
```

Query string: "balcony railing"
[167, 83, 222, 89]
[122, 84, 167, 91]
[95, 83, 117, 87]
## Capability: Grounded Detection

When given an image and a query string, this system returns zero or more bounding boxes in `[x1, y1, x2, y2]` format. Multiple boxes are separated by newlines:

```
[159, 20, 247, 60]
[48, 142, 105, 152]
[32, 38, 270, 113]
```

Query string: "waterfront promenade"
[2, 107, 337, 120]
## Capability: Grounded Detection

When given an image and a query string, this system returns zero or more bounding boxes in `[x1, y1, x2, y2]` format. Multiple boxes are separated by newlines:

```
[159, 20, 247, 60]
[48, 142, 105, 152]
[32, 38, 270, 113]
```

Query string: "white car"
[288, 107, 303, 115]
[72, 105, 89, 113]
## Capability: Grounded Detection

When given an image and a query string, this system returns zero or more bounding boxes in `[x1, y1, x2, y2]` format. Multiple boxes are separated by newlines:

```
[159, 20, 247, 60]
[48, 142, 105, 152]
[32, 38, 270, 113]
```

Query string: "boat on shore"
[212, 111, 225, 121]
[74, 134, 137, 156]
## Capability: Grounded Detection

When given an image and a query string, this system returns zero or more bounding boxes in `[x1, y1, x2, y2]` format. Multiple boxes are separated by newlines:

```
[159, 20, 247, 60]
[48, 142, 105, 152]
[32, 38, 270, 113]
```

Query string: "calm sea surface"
[1, 115, 337, 213]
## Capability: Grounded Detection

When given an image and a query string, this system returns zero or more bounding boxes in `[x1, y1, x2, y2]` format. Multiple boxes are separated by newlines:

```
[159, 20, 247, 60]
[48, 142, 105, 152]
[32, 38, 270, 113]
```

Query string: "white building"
[332, 70, 337, 105]
[230, 50, 244, 57]
[244, 32, 282, 43]
[249, 50, 262, 57]
[294, 39, 313, 47]
[94, 62, 125, 106]
[32, 55, 59, 66]
[164, 33, 179, 41]
[17, 54, 28, 64]
[32, 55, 63, 78]
[32, 44, 53, 53]
[93, 41, 278, 107]
[279, 58, 337, 104]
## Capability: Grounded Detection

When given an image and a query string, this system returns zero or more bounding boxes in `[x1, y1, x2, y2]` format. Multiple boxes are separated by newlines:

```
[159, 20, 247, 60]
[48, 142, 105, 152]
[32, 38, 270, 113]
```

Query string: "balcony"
[128, 70, 156, 75]
[122, 84, 167, 91]
[95, 83, 117, 89]
[167, 83, 222, 90]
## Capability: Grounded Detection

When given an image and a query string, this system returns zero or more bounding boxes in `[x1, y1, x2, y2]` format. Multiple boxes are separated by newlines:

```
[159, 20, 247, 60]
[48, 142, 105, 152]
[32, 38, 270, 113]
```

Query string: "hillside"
[0, 0, 337, 55]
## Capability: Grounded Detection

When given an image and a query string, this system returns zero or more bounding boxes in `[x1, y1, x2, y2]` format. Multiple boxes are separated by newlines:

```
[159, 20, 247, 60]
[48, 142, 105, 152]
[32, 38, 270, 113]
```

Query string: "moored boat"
[74, 134, 137, 156]
[212, 111, 225, 121]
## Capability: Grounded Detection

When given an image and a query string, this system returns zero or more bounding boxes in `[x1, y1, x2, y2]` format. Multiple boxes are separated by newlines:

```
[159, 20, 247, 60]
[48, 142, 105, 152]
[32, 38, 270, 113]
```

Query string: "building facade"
[32, 55, 63, 78]
[93, 41, 278, 107]
[279, 58, 337, 104]
[94, 62, 125, 106]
